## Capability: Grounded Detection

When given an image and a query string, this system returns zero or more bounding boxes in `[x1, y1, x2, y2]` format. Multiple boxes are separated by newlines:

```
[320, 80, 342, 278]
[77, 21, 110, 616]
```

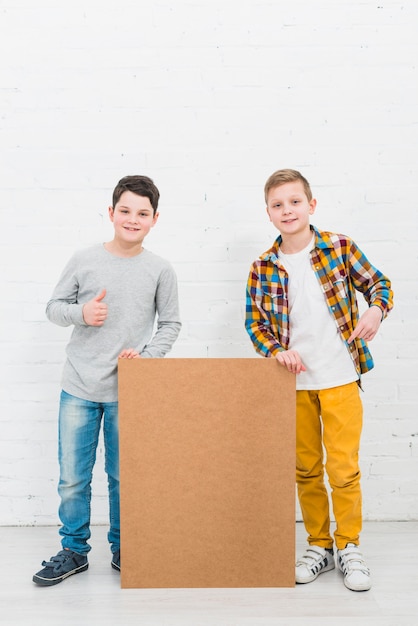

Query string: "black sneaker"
[33, 549, 88, 586]
[111, 549, 120, 571]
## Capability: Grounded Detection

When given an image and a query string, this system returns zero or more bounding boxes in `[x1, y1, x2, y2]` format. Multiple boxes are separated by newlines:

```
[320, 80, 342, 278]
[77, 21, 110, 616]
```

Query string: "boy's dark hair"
[264, 169, 313, 203]
[112, 175, 160, 214]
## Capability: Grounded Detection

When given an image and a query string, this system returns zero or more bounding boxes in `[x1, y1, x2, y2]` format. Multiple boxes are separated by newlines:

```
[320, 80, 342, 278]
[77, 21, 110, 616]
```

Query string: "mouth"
[282, 218, 297, 224]
[124, 227, 140, 231]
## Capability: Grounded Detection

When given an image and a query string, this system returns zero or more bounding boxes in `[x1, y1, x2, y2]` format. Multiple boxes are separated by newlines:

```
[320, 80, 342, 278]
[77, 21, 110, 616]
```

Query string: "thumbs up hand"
[82, 289, 108, 326]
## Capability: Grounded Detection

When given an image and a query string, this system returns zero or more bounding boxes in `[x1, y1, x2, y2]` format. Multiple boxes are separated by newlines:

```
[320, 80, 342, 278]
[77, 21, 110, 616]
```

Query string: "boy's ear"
[309, 198, 317, 214]
[108, 205, 115, 221]
[152, 211, 160, 226]
[265, 205, 272, 221]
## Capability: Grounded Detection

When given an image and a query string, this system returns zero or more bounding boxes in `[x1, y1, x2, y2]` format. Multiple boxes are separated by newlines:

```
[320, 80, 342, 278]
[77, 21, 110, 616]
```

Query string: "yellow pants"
[296, 382, 363, 550]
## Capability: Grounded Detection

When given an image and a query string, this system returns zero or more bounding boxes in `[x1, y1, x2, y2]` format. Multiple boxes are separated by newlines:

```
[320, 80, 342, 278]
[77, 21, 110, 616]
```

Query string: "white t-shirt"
[278, 236, 358, 390]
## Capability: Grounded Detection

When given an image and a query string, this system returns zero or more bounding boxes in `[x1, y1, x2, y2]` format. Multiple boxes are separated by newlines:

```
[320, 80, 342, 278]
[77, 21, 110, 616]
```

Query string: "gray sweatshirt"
[46, 244, 181, 402]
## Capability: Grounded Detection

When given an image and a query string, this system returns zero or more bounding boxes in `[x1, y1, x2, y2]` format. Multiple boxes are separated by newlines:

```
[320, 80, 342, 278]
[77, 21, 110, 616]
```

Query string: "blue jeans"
[58, 390, 119, 555]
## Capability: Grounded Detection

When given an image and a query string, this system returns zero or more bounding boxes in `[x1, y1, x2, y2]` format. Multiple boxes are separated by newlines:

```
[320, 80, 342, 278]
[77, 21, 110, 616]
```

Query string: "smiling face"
[266, 180, 316, 239]
[108, 190, 159, 252]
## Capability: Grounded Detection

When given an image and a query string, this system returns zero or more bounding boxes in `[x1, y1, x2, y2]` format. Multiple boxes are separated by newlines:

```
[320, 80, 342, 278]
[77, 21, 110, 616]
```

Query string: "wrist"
[370, 304, 384, 321]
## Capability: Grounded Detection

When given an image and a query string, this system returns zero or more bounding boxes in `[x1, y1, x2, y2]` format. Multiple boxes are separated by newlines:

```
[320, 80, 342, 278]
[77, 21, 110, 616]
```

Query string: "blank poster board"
[119, 358, 295, 589]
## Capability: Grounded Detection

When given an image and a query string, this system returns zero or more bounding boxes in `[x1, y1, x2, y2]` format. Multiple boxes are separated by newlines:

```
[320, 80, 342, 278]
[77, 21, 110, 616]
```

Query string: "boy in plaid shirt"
[245, 169, 393, 591]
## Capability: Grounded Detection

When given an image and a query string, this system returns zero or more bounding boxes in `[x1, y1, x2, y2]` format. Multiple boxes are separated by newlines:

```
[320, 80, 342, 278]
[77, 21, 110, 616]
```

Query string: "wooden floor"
[1, 522, 417, 626]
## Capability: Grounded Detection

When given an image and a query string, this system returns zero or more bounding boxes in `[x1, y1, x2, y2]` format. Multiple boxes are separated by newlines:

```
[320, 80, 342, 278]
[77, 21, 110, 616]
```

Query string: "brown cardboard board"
[119, 358, 295, 588]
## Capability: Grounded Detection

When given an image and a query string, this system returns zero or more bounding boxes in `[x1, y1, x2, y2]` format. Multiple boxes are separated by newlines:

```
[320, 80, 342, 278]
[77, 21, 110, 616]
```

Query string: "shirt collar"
[260, 226, 336, 262]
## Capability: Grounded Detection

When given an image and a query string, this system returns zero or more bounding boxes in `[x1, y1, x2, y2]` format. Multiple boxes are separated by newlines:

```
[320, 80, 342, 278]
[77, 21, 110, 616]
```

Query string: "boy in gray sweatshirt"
[33, 175, 181, 586]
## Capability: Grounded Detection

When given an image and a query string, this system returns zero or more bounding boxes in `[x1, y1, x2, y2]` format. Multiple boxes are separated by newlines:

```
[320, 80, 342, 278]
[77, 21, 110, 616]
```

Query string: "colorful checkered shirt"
[245, 226, 393, 378]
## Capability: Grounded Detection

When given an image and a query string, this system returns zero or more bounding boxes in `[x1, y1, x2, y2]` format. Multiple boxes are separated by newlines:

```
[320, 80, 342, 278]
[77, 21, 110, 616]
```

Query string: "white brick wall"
[1, 1, 417, 525]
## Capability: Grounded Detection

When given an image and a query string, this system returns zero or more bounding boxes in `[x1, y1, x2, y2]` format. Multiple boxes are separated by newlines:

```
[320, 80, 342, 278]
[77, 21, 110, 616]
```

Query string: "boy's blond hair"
[264, 169, 313, 203]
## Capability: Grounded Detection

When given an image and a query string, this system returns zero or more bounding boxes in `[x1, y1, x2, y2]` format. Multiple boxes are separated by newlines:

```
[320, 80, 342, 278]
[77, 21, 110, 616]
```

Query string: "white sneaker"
[295, 545, 335, 583]
[337, 543, 371, 591]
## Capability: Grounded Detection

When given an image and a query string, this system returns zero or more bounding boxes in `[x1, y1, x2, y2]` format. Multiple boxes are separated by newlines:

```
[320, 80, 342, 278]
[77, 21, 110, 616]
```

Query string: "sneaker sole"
[32, 562, 89, 586]
[111, 561, 120, 572]
[343, 578, 372, 592]
[339, 569, 372, 592]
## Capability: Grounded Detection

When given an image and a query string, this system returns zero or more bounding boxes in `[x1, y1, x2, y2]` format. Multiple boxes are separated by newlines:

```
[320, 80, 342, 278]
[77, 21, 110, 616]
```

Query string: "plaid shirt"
[245, 226, 393, 378]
